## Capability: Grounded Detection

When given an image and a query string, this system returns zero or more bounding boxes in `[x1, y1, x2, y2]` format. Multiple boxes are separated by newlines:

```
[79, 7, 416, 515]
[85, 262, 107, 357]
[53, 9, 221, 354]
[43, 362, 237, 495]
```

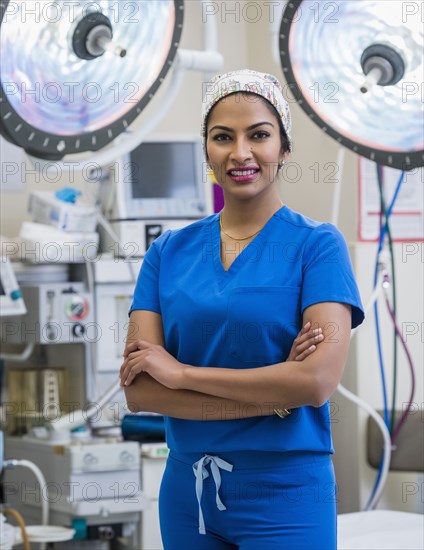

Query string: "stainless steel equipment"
[4, 436, 148, 545]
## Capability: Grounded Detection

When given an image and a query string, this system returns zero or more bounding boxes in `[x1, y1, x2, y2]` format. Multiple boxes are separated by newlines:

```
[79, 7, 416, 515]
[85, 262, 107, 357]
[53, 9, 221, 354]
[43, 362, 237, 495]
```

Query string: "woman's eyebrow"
[246, 121, 274, 131]
[209, 121, 275, 133]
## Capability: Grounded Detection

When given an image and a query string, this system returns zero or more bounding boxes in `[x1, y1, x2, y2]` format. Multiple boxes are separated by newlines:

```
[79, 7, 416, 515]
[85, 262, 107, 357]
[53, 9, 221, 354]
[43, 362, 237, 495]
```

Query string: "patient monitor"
[114, 136, 207, 220]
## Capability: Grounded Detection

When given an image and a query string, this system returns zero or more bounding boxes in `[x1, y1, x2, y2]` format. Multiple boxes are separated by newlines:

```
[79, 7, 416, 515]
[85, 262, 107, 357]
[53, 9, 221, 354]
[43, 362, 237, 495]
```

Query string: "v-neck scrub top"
[130, 205, 364, 455]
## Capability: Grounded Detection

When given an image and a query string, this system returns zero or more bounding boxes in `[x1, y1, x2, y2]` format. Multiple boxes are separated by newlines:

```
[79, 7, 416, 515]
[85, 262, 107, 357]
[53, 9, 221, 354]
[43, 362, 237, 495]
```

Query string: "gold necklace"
[220, 201, 284, 241]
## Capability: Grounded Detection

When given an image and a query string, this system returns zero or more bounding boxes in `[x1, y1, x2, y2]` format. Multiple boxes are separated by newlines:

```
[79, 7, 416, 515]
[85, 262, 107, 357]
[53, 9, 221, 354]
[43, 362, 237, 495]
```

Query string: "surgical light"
[279, 0, 423, 170]
[0, 0, 184, 160]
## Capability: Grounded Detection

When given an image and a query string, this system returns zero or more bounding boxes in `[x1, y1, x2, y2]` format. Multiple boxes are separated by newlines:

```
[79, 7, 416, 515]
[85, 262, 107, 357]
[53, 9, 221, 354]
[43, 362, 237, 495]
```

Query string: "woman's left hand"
[120, 340, 187, 390]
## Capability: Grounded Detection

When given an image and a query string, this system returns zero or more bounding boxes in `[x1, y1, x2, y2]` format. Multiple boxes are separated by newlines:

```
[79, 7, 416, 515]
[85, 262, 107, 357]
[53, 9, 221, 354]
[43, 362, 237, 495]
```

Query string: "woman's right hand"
[287, 322, 324, 362]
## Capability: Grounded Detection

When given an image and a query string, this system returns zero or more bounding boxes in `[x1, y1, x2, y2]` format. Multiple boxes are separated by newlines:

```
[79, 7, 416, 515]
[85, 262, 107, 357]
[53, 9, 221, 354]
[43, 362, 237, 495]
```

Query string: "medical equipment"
[6, 368, 67, 437]
[114, 137, 207, 220]
[1, 271, 99, 439]
[0, 269, 76, 548]
[4, 435, 147, 545]
[0, 266, 146, 545]
[92, 256, 139, 372]
[0, 257, 26, 317]
[28, 191, 98, 233]
[4, 282, 94, 345]
[0, 428, 50, 549]
[19, 222, 99, 264]
[104, 218, 204, 257]
[276, 0, 423, 170]
[99, 136, 210, 256]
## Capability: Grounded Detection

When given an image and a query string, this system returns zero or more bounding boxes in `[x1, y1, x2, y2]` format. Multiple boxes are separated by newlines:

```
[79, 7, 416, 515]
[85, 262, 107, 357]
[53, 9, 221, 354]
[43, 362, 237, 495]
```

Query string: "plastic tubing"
[4, 459, 48, 525]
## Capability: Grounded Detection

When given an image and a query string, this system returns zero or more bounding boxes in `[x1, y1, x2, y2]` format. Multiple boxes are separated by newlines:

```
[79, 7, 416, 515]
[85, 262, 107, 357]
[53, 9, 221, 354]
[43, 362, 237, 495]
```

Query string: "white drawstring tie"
[192, 454, 233, 535]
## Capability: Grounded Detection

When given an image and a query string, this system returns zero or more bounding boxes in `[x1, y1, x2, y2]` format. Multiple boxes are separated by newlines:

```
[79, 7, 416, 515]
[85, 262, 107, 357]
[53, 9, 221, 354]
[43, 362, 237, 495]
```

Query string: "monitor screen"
[118, 137, 208, 219]
[129, 142, 199, 200]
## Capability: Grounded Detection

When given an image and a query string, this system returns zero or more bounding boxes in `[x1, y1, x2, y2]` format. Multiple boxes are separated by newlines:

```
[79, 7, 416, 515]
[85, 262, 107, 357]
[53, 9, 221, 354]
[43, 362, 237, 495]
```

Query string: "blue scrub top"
[130, 206, 364, 454]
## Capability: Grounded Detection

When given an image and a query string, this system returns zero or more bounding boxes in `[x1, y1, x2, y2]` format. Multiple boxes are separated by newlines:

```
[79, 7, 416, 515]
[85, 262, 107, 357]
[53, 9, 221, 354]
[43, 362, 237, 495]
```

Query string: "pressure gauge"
[65, 295, 89, 321]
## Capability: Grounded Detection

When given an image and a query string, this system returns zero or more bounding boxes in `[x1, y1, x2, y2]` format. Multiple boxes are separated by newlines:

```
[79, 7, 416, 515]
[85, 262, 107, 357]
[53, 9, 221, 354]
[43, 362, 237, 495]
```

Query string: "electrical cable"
[376, 165, 398, 433]
[372, 169, 406, 428]
[339, 269, 391, 510]
[1, 508, 30, 550]
[366, 270, 416, 508]
[367, 268, 389, 509]
[375, 170, 405, 416]
[337, 383, 392, 511]
[373, 293, 389, 427]
[377, 171, 406, 246]
[375, 168, 390, 429]
[382, 278, 416, 446]
[365, 168, 406, 509]
[375, 164, 389, 427]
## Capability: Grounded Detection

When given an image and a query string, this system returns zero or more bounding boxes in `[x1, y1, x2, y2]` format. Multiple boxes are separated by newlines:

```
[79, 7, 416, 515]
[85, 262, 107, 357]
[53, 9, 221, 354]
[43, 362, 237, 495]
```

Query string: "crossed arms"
[120, 302, 351, 421]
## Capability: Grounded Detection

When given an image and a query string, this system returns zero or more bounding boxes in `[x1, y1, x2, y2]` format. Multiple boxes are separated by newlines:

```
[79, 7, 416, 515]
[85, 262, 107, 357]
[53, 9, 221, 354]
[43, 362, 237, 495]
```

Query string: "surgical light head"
[279, 0, 423, 170]
[0, 0, 184, 160]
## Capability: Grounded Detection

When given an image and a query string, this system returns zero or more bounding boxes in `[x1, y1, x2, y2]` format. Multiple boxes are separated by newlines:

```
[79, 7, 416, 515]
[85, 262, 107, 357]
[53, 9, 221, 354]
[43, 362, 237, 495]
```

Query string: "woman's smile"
[227, 165, 260, 183]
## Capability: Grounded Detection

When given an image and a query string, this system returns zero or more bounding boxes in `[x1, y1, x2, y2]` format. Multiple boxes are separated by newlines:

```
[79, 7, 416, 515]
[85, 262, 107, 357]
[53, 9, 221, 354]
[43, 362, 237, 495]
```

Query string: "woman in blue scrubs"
[120, 69, 364, 549]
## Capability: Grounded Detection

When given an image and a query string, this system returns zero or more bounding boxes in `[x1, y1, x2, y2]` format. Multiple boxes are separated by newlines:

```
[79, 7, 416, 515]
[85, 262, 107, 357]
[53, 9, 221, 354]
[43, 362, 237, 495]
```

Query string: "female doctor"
[120, 69, 364, 549]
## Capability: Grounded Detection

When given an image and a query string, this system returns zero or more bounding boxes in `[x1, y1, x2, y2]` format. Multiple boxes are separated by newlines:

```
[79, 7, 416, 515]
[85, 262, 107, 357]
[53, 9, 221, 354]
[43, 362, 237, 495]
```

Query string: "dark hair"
[204, 91, 291, 159]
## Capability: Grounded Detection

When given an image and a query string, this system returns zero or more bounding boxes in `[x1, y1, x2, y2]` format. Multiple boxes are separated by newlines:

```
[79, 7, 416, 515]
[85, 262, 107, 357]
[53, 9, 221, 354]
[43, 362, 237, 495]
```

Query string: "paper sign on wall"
[358, 157, 424, 242]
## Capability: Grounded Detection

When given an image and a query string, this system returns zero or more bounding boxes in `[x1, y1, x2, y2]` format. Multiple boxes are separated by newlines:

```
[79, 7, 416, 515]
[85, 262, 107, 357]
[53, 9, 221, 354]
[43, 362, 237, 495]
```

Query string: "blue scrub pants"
[159, 450, 337, 550]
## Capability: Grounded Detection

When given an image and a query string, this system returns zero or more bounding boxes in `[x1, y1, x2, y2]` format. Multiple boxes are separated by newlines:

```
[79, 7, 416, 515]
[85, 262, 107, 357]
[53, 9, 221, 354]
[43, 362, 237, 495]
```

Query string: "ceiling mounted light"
[279, 0, 423, 170]
[0, 0, 184, 160]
